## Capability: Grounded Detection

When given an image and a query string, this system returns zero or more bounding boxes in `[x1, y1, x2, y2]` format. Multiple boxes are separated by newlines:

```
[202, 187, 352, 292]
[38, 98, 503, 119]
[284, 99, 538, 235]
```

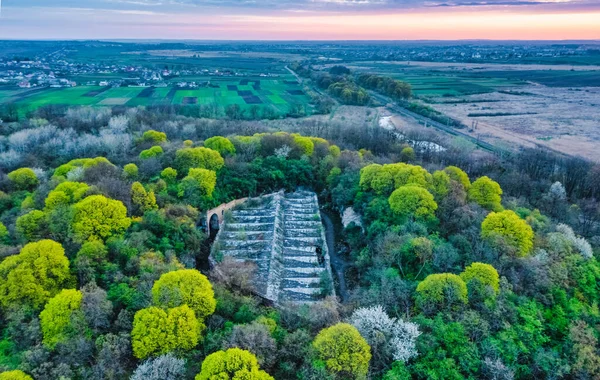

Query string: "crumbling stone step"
[225, 223, 273, 231]
[232, 209, 274, 216]
[282, 277, 321, 287]
[220, 231, 273, 240]
[283, 248, 318, 257]
[230, 216, 275, 224]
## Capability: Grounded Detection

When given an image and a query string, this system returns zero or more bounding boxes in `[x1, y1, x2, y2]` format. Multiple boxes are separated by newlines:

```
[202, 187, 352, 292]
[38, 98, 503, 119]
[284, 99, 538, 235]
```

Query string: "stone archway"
[208, 213, 220, 237]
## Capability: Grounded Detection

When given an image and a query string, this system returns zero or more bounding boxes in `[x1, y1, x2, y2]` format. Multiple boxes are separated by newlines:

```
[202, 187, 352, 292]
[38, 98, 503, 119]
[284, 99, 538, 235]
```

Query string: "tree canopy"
[0, 240, 73, 309]
[469, 176, 503, 211]
[388, 185, 438, 222]
[481, 210, 534, 257]
[151, 269, 216, 320]
[39, 289, 83, 349]
[195, 348, 274, 380]
[312, 323, 372, 379]
[72, 195, 131, 242]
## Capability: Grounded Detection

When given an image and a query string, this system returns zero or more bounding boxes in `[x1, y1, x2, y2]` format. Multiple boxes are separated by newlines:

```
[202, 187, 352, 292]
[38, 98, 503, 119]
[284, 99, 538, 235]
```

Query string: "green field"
[346, 61, 600, 97]
[2, 76, 312, 118]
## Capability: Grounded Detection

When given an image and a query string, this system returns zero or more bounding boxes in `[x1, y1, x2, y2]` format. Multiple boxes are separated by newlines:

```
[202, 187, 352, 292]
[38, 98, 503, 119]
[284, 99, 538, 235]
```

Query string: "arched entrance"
[209, 213, 220, 237]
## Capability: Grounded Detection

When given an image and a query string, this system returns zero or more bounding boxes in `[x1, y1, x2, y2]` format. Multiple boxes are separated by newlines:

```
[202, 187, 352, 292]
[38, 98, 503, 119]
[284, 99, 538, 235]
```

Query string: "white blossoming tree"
[556, 223, 593, 259]
[349, 305, 421, 374]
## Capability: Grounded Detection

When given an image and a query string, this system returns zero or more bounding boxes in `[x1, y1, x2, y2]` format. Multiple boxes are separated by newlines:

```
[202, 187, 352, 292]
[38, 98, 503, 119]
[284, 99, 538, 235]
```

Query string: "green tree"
[131, 305, 201, 359]
[195, 348, 274, 380]
[39, 289, 83, 349]
[0, 240, 73, 309]
[293, 134, 315, 156]
[7, 168, 38, 190]
[481, 210, 534, 257]
[0, 222, 7, 243]
[313, 323, 371, 379]
[15, 210, 47, 241]
[415, 273, 468, 312]
[175, 147, 224, 174]
[152, 269, 216, 320]
[400, 146, 415, 163]
[444, 166, 471, 190]
[132, 182, 158, 215]
[72, 195, 131, 243]
[204, 136, 236, 156]
[45, 181, 89, 210]
[123, 163, 139, 179]
[178, 168, 217, 199]
[161, 167, 178, 182]
[0, 370, 33, 380]
[460, 262, 500, 294]
[469, 176, 503, 211]
[432, 170, 451, 199]
[142, 130, 168, 144]
[140, 145, 164, 159]
[388, 185, 438, 222]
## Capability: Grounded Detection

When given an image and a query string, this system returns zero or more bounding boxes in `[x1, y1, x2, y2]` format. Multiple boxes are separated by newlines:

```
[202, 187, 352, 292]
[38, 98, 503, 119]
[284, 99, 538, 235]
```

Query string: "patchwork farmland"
[1, 76, 312, 118]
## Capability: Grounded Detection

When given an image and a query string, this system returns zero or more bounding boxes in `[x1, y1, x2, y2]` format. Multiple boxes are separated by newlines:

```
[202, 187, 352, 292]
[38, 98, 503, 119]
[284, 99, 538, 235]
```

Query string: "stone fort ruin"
[210, 190, 335, 304]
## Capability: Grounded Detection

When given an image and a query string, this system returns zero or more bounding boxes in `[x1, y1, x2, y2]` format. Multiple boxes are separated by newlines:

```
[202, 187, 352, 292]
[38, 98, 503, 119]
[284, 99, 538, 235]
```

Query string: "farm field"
[3, 76, 312, 117]
[337, 60, 600, 161]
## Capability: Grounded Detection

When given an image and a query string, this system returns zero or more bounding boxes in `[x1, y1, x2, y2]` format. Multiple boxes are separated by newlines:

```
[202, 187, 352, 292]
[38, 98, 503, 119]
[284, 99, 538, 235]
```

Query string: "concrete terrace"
[211, 190, 334, 304]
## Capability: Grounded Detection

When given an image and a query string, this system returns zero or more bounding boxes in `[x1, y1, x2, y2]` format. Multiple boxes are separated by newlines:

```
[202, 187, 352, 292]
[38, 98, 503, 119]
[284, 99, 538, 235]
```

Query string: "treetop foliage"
[152, 269, 216, 320]
[53, 157, 113, 179]
[415, 273, 468, 310]
[388, 185, 438, 222]
[140, 145, 164, 160]
[443, 166, 471, 191]
[204, 136, 236, 156]
[0, 239, 73, 309]
[195, 348, 274, 380]
[460, 262, 500, 294]
[481, 210, 534, 257]
[72, 195, 131, 243]
[39, 288, 83, 349]
[7, 168, 38, 191]
[131, 305, 202, 359]
[142, 129, 168, 144]
[45, 181, 89, 210]
[0, 370, 33, 380]
[312, 323, 372, 379]
[175, 147, 225, 174]
[468, 176, 503, 211]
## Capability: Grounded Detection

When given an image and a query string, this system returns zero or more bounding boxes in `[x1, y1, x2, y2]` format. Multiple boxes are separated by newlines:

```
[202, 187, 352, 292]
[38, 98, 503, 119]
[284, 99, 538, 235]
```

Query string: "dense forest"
[0, 105, 599, 380]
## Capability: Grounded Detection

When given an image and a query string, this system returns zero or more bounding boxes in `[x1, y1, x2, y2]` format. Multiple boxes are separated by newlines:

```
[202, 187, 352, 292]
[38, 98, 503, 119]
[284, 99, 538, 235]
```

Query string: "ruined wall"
[211, 190, 335, 304]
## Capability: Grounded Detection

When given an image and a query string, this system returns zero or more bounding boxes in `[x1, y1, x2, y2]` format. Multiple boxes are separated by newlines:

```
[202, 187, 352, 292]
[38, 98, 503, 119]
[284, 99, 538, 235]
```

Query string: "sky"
[0, 0, 599, 40]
